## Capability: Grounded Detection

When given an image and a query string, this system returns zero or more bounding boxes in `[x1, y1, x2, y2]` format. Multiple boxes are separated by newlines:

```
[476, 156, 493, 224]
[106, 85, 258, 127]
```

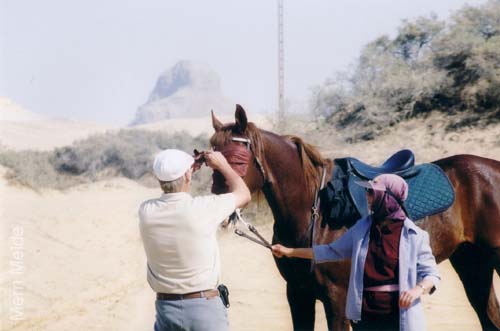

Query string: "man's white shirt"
[139, 192, 236, 294]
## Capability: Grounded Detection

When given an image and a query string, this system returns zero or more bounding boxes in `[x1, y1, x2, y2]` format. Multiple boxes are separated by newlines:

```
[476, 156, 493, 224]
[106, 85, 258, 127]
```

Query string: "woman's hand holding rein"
[272, 244, 314, 260]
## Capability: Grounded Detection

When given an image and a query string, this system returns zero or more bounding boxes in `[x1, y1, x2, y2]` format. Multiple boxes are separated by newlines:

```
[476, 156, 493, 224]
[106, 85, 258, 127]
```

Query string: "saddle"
[348, 149, 416, 179]
[319, 149, 455, 228]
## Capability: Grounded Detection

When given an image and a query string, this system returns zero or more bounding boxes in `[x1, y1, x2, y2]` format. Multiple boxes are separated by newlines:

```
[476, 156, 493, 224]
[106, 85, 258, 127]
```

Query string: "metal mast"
[277, 0, 285, 127]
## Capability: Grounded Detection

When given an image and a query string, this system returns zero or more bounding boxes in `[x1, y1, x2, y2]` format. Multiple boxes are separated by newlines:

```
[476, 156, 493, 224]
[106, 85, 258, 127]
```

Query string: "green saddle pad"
[405, 163, 455, 221]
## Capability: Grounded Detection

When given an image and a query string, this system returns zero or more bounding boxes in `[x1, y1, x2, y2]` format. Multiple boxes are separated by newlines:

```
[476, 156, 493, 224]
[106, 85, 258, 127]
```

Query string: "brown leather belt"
[157, 289, 219, 301]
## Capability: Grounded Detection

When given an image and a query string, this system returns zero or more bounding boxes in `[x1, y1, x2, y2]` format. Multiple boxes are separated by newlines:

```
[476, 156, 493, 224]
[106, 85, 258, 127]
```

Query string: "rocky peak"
[130, 61, 232, 125]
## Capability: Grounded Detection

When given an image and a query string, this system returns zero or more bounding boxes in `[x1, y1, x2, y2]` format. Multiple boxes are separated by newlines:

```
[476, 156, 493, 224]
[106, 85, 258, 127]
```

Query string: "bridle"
[224, 134, 327, 256]
[218, 135, 272, 249]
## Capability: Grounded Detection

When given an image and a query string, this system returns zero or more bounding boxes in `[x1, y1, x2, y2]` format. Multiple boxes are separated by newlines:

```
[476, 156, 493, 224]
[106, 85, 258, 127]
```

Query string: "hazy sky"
[0, 0, 488, 126]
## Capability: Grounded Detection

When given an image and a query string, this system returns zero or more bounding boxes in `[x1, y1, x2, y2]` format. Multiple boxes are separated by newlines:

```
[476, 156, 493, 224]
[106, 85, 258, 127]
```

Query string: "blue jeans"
[154, 296, 229, 331]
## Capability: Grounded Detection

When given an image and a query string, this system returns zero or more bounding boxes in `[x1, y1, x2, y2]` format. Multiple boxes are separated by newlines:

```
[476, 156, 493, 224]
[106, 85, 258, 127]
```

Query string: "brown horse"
[209, 105, 500, 331]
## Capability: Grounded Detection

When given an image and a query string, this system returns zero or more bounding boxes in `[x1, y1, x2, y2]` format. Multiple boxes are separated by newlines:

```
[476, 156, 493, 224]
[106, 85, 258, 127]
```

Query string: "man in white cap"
[138, 149, 251, 331]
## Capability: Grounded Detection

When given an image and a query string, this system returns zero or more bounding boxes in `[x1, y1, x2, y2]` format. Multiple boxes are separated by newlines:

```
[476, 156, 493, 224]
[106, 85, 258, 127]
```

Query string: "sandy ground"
[0, 112, 499, 330]
[0, 170, 499, 331]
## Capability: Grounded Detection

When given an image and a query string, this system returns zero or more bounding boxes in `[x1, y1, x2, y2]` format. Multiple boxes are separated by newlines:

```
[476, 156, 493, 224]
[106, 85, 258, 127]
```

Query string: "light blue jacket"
[313, 216, 440, 331]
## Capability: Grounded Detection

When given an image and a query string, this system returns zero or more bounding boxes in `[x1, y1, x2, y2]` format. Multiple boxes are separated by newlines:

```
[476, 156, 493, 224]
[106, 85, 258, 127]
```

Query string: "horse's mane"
[209, 122, 326, 198]
[283, 135, 326, 197]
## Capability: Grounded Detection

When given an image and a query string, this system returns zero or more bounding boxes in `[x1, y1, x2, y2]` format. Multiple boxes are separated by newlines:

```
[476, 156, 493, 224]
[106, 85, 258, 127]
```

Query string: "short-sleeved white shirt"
[139, 192, 236, 294]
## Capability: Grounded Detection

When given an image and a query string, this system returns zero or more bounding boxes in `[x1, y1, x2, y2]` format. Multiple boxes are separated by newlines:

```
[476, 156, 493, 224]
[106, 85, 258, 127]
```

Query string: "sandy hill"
[0, 98, 111, 151]
[0, 97, 272, 151]
[278, 112, 500, 165]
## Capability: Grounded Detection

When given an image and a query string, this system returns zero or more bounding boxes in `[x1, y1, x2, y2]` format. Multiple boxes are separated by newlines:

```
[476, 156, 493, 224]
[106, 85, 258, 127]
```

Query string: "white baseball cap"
[153, 149, 194, 181]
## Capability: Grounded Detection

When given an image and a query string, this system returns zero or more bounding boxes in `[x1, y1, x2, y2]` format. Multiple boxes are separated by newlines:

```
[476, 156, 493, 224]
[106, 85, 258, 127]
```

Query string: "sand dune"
[0, 98, 112, 151]
[0, 98, 273, 151]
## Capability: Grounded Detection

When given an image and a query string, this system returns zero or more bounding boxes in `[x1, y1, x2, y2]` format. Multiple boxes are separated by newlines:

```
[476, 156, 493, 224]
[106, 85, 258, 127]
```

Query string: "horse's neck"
[260, 132, 321, 245]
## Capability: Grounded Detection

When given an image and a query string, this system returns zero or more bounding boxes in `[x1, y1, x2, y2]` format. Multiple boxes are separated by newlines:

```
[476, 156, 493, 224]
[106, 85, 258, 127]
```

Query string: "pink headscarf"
[370, 174, 409, 223]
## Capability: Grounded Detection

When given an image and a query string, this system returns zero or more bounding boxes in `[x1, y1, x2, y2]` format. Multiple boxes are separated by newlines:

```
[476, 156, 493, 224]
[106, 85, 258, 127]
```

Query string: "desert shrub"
[0, 149, 81, 189]
[0, 129, 209, 190]
[311, 0, 500, 140]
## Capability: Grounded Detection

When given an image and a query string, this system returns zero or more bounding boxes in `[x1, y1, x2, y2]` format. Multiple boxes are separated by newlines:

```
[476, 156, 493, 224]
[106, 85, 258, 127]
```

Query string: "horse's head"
[209, 105, 267, 194]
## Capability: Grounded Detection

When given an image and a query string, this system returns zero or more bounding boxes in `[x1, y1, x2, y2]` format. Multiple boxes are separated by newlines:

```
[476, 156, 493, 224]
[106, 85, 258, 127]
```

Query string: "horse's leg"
[321, 285, 349, 331]
[488, 247, 500, 328]
[315, 262, 351, 331]
[450, 243, 500, 331]
[479, 247, 500, 331]
[287, 281, 316, 331]
[493, 247, 500, 281]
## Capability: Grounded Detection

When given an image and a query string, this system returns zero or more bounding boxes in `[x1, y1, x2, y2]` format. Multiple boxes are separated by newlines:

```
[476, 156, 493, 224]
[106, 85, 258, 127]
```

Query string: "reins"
[230, 209, 272, 250]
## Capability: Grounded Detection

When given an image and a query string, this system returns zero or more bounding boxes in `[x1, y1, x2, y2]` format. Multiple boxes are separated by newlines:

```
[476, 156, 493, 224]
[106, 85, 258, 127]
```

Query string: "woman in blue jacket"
[272, 174, 440, 331]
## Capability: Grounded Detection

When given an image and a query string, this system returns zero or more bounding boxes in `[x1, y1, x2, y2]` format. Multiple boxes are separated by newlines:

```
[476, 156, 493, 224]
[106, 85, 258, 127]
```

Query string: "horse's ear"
[235, 104, 248, 133]
[212, 110, 223, 132]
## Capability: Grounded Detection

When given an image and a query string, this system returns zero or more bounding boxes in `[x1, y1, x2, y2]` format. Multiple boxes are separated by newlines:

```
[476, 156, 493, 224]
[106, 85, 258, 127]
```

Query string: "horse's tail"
[284, 135, 325, 197]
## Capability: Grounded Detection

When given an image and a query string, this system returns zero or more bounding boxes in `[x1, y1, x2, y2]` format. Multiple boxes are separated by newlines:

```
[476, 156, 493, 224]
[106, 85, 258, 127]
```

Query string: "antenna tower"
[277, 0, 285, 127]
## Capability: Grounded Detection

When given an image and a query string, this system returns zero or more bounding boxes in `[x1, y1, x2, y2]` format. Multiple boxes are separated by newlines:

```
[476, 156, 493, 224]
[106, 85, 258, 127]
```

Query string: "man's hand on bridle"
[203, 151, 231, 171]
[192, 149, 207, 172]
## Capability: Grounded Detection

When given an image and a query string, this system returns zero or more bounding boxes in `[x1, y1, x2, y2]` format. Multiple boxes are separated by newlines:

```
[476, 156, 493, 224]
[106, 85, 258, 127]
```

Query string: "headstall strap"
[312, 166, 327, 222]
[231, 137, 251, 149]
[309, 166, 327, 272]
